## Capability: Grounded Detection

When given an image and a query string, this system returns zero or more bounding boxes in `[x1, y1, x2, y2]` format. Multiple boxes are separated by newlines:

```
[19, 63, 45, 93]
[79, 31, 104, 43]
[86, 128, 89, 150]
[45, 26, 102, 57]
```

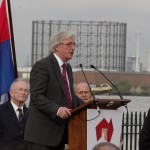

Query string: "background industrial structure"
[31, 20, 127, 71]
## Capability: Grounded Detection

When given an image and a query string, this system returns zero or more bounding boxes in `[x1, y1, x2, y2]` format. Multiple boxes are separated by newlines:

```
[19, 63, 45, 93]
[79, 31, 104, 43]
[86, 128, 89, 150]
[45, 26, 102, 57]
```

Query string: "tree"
[112, 79, 131, 94]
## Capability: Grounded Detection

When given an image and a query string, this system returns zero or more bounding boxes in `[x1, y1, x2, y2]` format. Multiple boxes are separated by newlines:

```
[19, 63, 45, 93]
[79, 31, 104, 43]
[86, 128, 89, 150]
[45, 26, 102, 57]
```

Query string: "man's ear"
[54, 44, 60, 52]
[9, 90, 13, 97]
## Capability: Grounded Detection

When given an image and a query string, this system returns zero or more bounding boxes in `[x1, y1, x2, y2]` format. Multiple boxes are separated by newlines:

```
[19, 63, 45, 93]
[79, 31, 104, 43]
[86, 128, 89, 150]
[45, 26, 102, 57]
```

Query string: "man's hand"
[58, 107, 71, 119]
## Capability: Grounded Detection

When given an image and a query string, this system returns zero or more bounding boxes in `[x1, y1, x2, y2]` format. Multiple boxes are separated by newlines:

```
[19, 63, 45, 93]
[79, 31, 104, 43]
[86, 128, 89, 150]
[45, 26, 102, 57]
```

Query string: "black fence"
[121, 111, 147, 150]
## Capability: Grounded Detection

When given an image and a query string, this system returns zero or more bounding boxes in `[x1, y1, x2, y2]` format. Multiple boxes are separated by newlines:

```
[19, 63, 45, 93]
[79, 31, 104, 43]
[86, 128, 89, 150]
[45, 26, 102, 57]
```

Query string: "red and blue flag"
[0, 0, 15, 103]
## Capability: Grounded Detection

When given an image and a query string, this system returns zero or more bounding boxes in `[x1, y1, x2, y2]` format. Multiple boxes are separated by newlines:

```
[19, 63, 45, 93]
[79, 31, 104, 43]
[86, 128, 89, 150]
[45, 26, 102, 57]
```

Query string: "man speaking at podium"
[24, 31, 84, 150]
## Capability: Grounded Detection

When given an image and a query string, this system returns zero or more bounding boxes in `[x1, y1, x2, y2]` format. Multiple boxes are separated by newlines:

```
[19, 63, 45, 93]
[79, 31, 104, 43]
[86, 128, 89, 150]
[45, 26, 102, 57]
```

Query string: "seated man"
[0, 78, 29, 150]
[92, 142, 120, 150]
[74, 82, 93, 103]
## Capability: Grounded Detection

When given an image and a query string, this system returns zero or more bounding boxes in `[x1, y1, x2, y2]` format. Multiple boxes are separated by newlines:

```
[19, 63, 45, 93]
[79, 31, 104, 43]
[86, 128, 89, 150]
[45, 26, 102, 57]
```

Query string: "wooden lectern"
[68, 99, 130, 150]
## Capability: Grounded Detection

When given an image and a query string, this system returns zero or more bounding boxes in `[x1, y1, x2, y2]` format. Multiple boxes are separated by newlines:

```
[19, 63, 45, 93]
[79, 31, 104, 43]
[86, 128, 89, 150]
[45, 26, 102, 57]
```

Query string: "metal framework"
[31, 20, 127, 71]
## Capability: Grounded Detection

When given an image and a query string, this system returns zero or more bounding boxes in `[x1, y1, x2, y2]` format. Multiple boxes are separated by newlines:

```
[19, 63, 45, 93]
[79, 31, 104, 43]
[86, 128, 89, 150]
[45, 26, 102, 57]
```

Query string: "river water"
[95, 95, 150, 112]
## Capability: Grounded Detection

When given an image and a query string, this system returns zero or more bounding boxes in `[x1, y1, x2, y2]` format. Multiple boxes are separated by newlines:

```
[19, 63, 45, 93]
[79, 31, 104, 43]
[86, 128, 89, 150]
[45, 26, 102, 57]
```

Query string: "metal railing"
[121, 111, 147, 150]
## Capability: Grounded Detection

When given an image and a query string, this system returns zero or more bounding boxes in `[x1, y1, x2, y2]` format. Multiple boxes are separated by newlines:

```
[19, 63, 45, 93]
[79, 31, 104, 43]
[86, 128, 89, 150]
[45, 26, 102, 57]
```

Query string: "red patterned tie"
[62, 63, 72, 108]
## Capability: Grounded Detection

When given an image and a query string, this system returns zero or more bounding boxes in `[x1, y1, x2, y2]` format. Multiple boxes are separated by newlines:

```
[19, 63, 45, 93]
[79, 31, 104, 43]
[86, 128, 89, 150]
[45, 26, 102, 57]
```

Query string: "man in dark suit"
[139, 109, 150, 150]
[24, 31, 84, 150]
[0, 78, 29, 150]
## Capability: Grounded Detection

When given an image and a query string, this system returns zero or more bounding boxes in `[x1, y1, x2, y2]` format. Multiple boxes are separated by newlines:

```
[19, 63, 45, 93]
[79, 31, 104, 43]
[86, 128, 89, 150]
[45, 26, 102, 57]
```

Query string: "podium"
[68, 99, 130, 150]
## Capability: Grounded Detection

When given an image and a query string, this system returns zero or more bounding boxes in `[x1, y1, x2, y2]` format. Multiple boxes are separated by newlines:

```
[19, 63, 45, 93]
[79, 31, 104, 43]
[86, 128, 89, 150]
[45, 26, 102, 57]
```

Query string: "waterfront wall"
[18, 70, 150, 94]
[73, 71, 150, 94]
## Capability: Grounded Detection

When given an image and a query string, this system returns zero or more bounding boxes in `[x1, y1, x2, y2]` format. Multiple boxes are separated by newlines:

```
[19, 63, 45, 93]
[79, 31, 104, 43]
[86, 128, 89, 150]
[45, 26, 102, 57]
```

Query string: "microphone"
[90, 65, 128, 111]
[90, 64, 123, 100]
[79, 64, 100, 114]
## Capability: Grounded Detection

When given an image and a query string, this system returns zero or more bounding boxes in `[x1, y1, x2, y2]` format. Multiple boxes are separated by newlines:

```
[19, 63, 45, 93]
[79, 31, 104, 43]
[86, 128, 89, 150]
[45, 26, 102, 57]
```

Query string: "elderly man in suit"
[24, 31, 84, 150]
[74, 82, 93, 103]
[0, 78, 29, 150]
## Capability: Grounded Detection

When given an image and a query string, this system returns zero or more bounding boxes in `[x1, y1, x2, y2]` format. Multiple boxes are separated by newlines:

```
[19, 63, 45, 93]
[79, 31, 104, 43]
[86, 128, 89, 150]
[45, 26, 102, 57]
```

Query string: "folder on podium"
[68, 98, 131, 150]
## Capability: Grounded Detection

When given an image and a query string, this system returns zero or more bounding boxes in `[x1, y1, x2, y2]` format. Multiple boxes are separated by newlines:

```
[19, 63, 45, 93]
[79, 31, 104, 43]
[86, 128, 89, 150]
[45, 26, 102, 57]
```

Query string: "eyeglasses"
[60, 42, 76, 47]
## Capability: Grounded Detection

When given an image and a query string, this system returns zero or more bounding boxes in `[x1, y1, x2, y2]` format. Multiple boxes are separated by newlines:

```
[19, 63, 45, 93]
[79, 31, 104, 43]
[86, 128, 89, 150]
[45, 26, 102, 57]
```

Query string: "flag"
[0, 0, 15, 103]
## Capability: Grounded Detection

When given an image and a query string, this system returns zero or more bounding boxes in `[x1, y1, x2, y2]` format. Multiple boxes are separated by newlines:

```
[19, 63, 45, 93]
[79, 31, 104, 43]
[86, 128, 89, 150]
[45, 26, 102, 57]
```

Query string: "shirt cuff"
[57, 107, 62, 115]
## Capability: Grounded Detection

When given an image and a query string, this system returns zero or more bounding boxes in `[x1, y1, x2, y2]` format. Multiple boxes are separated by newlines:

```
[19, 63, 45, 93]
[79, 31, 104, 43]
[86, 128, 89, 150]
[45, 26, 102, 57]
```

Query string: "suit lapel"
[23, 104, 28, 121]
[66, 64, 76, 107]
[6, 102, 21, 127]
[23, 104, 28, 114]
[50, 54, 67, 97]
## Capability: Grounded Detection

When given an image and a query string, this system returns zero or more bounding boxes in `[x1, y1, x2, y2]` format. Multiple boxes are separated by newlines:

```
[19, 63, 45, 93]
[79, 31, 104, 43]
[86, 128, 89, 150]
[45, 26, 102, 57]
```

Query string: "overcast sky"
[1, 0, 150, 69]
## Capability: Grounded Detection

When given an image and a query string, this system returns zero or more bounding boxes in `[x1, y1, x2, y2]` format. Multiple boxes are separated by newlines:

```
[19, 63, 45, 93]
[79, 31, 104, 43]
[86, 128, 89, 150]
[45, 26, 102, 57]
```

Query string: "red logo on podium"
[95, 118, 114, 142]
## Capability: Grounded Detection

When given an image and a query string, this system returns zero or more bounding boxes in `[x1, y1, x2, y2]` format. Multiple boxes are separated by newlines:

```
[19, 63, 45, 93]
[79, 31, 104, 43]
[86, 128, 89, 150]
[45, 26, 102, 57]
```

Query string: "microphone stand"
[90, 65, 128, 110]
[79, 64, 100, 115]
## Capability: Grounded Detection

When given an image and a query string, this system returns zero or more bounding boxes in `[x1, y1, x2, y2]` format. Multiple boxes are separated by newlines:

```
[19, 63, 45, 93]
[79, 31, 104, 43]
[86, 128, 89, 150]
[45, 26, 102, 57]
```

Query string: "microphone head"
[79, 64, 83, 68]
[90, 65, 95, 69]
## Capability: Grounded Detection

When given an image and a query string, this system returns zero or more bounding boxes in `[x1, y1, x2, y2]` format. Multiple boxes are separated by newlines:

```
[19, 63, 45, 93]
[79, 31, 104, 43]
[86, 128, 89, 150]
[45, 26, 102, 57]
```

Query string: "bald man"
[74, 82, 93, 103]
[92, 142, 120, 150]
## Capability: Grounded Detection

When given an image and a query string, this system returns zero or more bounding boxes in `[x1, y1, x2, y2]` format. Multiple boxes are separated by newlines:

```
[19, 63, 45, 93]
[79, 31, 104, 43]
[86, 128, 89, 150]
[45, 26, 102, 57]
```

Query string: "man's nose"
[82, 92, 86, 96]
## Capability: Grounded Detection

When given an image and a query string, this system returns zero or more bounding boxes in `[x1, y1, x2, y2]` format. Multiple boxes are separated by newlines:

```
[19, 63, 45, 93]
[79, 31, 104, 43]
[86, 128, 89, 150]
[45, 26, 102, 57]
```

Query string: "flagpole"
[6, 0, 18, 78]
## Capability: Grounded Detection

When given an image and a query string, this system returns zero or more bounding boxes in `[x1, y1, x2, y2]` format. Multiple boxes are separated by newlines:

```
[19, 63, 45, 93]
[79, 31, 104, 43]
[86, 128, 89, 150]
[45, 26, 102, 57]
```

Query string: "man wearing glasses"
[0, 78, 29, 150]
[24, 31, 84, 150]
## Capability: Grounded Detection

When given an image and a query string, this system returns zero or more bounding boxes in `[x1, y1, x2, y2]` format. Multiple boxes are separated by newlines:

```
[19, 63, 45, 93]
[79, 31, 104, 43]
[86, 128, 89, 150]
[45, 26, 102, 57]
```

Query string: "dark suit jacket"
[139, 109, 150, 150]
[0, 101, 28, 150]
[24, 53, 84, 146]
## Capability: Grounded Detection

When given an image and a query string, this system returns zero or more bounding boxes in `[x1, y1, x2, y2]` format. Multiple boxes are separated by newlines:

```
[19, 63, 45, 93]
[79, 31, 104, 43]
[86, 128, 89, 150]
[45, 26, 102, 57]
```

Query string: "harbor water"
[96, 95, 150, 112]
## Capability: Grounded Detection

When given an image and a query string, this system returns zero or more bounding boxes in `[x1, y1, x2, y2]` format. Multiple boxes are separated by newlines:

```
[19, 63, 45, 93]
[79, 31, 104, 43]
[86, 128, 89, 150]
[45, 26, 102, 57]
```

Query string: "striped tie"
[17, 108, 24, 128]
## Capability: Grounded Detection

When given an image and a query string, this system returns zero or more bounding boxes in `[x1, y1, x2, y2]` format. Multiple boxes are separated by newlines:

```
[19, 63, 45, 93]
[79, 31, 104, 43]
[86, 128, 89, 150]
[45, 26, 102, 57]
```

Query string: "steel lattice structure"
[31, 20, 127, 71]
